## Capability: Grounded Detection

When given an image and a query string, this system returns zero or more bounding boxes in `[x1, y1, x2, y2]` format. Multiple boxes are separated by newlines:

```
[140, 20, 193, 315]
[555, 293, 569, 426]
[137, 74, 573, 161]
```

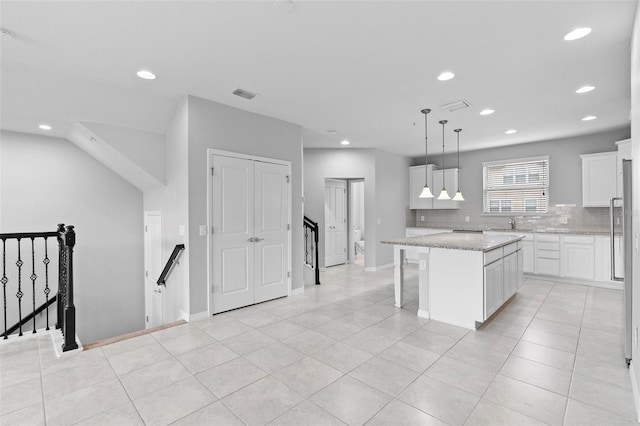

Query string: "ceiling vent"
[232, 88, 257, 100]
[441, 99, 472, 113]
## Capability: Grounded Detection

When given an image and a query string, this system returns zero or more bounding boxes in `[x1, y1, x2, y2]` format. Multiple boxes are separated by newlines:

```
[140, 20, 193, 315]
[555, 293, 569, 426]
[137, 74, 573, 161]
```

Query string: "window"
[483, 156, 549, 214]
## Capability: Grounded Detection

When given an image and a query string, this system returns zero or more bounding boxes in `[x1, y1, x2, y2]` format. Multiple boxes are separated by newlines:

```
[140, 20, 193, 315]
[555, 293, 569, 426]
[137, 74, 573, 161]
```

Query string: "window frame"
[482, 156, 549, 215]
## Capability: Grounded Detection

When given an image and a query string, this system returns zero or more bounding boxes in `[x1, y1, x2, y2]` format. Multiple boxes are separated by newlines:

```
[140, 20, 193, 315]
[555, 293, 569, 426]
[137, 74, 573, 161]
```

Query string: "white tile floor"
[1, 264, 637, 425]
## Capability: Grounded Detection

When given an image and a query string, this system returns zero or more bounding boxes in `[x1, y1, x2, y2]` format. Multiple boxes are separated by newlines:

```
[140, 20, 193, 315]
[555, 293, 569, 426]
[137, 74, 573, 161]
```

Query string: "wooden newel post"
[55, 223, 65, 330]
[62, 225, 78, 351]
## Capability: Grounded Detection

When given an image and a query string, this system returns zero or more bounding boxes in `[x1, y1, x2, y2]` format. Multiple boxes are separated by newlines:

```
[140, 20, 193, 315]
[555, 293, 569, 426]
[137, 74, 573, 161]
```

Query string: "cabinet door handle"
[255, 238, 264, 242]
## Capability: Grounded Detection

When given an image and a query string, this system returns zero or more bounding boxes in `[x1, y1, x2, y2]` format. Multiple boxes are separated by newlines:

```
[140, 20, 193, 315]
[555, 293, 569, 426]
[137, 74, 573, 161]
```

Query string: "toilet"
[353, 229, 365, 255]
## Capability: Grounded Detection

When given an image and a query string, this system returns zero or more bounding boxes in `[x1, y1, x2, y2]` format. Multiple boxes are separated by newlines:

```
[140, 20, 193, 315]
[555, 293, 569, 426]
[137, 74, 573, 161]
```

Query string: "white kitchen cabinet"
[503, 251, 519, 299]
[484, 256, 504, 319]
[517, 247, 524, 288]
[520, 233, 535, 273]
[562, 235, 595, 280]
[581, 152, 618, 207]
[431, 168, 460, 210]
[409, 165, 435, 210]
[535, 234, 560, 276]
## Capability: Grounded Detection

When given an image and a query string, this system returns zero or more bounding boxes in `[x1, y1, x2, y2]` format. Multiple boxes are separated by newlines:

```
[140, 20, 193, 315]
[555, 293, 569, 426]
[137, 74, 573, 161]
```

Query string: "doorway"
[144, 211, 163, 328]
[208, 150, 291, 315]
[349, 180, 365, 267]
[325, 179, 347, 267]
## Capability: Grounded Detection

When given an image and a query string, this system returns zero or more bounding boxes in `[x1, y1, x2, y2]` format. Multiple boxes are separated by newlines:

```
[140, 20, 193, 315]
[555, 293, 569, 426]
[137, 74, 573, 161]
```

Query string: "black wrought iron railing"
[157, 244, 185, 286]
[0, 224, 78, 352]
[303, 216, 320, 285]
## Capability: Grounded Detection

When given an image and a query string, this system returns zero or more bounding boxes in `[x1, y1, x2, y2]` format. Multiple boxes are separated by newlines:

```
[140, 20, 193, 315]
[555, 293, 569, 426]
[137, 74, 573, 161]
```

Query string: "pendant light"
[452, 128, 465, 201]
[437, 120, 450, 200]
[418, 108, 434, 198]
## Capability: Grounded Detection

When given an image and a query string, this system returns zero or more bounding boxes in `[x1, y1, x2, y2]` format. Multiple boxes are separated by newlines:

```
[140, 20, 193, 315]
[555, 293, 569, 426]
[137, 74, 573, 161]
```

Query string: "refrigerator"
[610, 159, 633, 366]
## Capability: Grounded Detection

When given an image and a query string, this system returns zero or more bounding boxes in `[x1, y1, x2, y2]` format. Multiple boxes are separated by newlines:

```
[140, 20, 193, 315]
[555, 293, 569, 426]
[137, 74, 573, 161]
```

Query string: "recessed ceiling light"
[505, 129, 517, 134]
[582, 115, 597, 121]
[576, 85, 595, 94]
[136, 70, 156, 80]
[341, 140, 350, 145]
[437, 72, 455, 81]
[564, 27, 591, 41]
[480, 109, 495, 116]
[38, 124, 52, 130]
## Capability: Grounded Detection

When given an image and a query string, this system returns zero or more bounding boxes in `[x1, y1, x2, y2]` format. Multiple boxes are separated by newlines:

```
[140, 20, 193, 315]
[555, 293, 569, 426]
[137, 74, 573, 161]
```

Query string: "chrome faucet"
[508, 217, 517, 230]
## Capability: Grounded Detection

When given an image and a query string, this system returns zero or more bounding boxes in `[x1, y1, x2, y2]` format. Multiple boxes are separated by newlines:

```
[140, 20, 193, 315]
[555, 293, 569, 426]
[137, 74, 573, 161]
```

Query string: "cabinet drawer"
[537, 249, 560, 259]
[537, 234, 560, 242]
[503, 242, 518, 256]
[537, 258, 560, 275]
[563, 235, 594, 244]
[484, 247, 504, 265]
[537, 242, 560, 251]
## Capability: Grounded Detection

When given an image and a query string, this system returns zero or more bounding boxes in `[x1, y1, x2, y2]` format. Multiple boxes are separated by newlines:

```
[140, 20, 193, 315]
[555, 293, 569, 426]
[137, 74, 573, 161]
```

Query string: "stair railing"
[157, 244, 185, 286]
[303, 216, 320, 285]
[0, 224, 78, 352]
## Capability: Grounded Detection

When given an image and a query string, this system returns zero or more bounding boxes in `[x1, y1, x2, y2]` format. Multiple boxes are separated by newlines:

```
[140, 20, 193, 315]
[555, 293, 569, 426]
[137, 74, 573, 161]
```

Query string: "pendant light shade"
[437, 120, 450, 200]
[419, 108, 434, 198]
[452, 128, 465, 201]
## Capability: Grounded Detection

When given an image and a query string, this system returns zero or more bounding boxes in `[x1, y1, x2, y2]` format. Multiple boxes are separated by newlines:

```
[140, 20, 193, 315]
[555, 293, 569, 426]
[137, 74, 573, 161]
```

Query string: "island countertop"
[381, 232, 524, 252]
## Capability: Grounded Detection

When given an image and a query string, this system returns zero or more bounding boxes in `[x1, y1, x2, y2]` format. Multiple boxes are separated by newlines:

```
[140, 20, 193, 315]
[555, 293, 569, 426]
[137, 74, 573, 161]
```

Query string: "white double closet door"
[211, 154, 290, 314]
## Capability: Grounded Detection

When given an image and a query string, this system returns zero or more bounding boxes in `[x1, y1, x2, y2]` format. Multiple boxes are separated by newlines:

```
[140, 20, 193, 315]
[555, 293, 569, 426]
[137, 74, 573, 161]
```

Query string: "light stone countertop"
[407, 226, 611, 236]
[382, 232, 524, 252]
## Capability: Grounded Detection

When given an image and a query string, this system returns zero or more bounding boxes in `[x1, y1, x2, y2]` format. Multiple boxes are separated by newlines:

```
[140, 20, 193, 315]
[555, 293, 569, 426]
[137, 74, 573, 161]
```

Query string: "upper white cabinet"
[431, 168, 460, 210]
[581, 152, 617, 207]
[409, 165, 434, 209]
[409, 166, 460, 210]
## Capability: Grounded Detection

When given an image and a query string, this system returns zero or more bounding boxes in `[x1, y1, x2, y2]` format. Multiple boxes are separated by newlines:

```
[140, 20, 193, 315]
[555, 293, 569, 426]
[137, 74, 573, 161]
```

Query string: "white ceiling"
[0, 1, 636, 157]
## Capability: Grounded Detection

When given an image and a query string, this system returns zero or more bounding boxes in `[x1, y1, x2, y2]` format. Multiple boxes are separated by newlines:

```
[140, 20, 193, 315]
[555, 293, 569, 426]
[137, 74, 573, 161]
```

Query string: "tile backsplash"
[413, 202, 612, 232]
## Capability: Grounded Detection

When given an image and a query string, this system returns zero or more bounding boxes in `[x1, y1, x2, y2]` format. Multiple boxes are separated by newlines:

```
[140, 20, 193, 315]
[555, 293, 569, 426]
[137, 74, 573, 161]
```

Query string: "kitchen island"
[382, 232, 524, 329]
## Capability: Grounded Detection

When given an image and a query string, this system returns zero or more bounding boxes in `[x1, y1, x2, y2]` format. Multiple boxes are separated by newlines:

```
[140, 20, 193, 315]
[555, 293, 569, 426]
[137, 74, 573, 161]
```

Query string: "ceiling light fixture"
[582, 115, 597, 121]
[564, 27, 591, 41]
[341, 140, 350, 145]
[419, 109, 434, 199]
[437, 72, 455, 81]
[576, 85, 595, 94]
[38, 124, 52, 130]
[505, 129, 517, 134]
[480, 109, 495, 116]
[452, 129, 464, 201]
[136, 70, 156, 80]
[437, 120, 450, 201]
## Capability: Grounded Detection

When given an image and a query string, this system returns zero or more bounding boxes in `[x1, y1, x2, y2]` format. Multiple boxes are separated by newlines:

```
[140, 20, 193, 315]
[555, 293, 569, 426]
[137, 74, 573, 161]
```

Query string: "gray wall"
[187, 95, 304, 314]
[303, 148, 409, 269]
[0, 130, 144, 343]
[414, 127, 631, 206]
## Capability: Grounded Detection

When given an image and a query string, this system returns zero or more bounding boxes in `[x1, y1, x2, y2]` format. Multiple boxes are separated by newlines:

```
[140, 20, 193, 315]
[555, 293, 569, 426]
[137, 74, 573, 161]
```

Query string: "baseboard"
[291, 286, 305, 296]
[179, 310, 189, 322]
[364, 263, 395, 272]
[630, 361, 640, 422]
[188, 311, 210, 323]
[417, 309, 430, 319]
[523, 273, 624, 290]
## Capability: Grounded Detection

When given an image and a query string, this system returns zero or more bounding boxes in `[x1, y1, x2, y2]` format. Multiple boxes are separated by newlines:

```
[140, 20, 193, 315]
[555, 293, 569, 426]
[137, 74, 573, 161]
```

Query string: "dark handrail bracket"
[157, 244, 185, 286]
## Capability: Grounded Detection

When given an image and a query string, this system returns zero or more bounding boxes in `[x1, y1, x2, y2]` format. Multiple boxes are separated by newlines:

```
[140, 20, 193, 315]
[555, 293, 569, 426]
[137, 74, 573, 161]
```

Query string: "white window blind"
[483, 156, 549, 214]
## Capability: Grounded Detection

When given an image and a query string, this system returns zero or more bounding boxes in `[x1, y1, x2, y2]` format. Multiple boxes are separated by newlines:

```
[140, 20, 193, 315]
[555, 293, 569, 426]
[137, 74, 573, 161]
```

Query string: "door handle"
[248, 237, 255, 242]
[153, 289, 162, 294]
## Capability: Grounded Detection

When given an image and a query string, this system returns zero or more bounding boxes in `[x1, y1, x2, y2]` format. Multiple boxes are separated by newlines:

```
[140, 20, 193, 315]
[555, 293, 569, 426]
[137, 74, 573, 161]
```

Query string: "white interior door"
[254, 161, 289, 303]
[212, 155, 255, 313]
[144, 212, 163, 328]
[211, 153, 290, 314]
[325, 179, 347, 267]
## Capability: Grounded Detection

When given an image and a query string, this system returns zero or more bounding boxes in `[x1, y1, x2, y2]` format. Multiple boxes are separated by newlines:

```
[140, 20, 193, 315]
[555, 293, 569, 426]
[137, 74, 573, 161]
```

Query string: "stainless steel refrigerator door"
[623, 159, 633, 365]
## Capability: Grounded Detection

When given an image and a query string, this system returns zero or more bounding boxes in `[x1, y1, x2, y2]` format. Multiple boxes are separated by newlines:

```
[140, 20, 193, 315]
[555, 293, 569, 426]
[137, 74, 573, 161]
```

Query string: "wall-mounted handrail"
[303, 216, 320, 285]
[157, 244, 185, 285]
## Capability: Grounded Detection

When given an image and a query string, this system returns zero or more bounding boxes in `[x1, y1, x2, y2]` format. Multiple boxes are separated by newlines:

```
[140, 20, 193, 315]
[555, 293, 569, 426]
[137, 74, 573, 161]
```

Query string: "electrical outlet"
[420, 215, 425, 221]
[465, 216, 470, 223]
[199, 225, 207, 236]
[178, 225, 185, 236]
[377, 219, 381, 225]
[419, 260, 427, 270]
[559, 216, 568, 224]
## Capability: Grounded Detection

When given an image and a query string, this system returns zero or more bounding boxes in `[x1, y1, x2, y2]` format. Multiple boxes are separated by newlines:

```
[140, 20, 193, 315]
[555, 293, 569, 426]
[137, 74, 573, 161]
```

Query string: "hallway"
[0, 264, 636, 425]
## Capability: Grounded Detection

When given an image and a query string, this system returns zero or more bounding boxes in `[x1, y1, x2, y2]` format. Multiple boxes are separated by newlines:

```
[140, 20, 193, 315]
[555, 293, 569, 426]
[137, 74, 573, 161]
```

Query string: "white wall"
[303, 148, 409, 270]
[186, 95, 304, 315]
[143, 97, 190, 323]
[0, 130, 144, 343]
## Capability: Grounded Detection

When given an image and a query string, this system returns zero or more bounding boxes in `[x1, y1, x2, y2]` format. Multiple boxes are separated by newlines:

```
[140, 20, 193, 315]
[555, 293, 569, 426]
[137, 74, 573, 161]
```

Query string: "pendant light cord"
[421, 109, 431, 186]
[455, 129, 462, 192]
[439, 120, 447, 189]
